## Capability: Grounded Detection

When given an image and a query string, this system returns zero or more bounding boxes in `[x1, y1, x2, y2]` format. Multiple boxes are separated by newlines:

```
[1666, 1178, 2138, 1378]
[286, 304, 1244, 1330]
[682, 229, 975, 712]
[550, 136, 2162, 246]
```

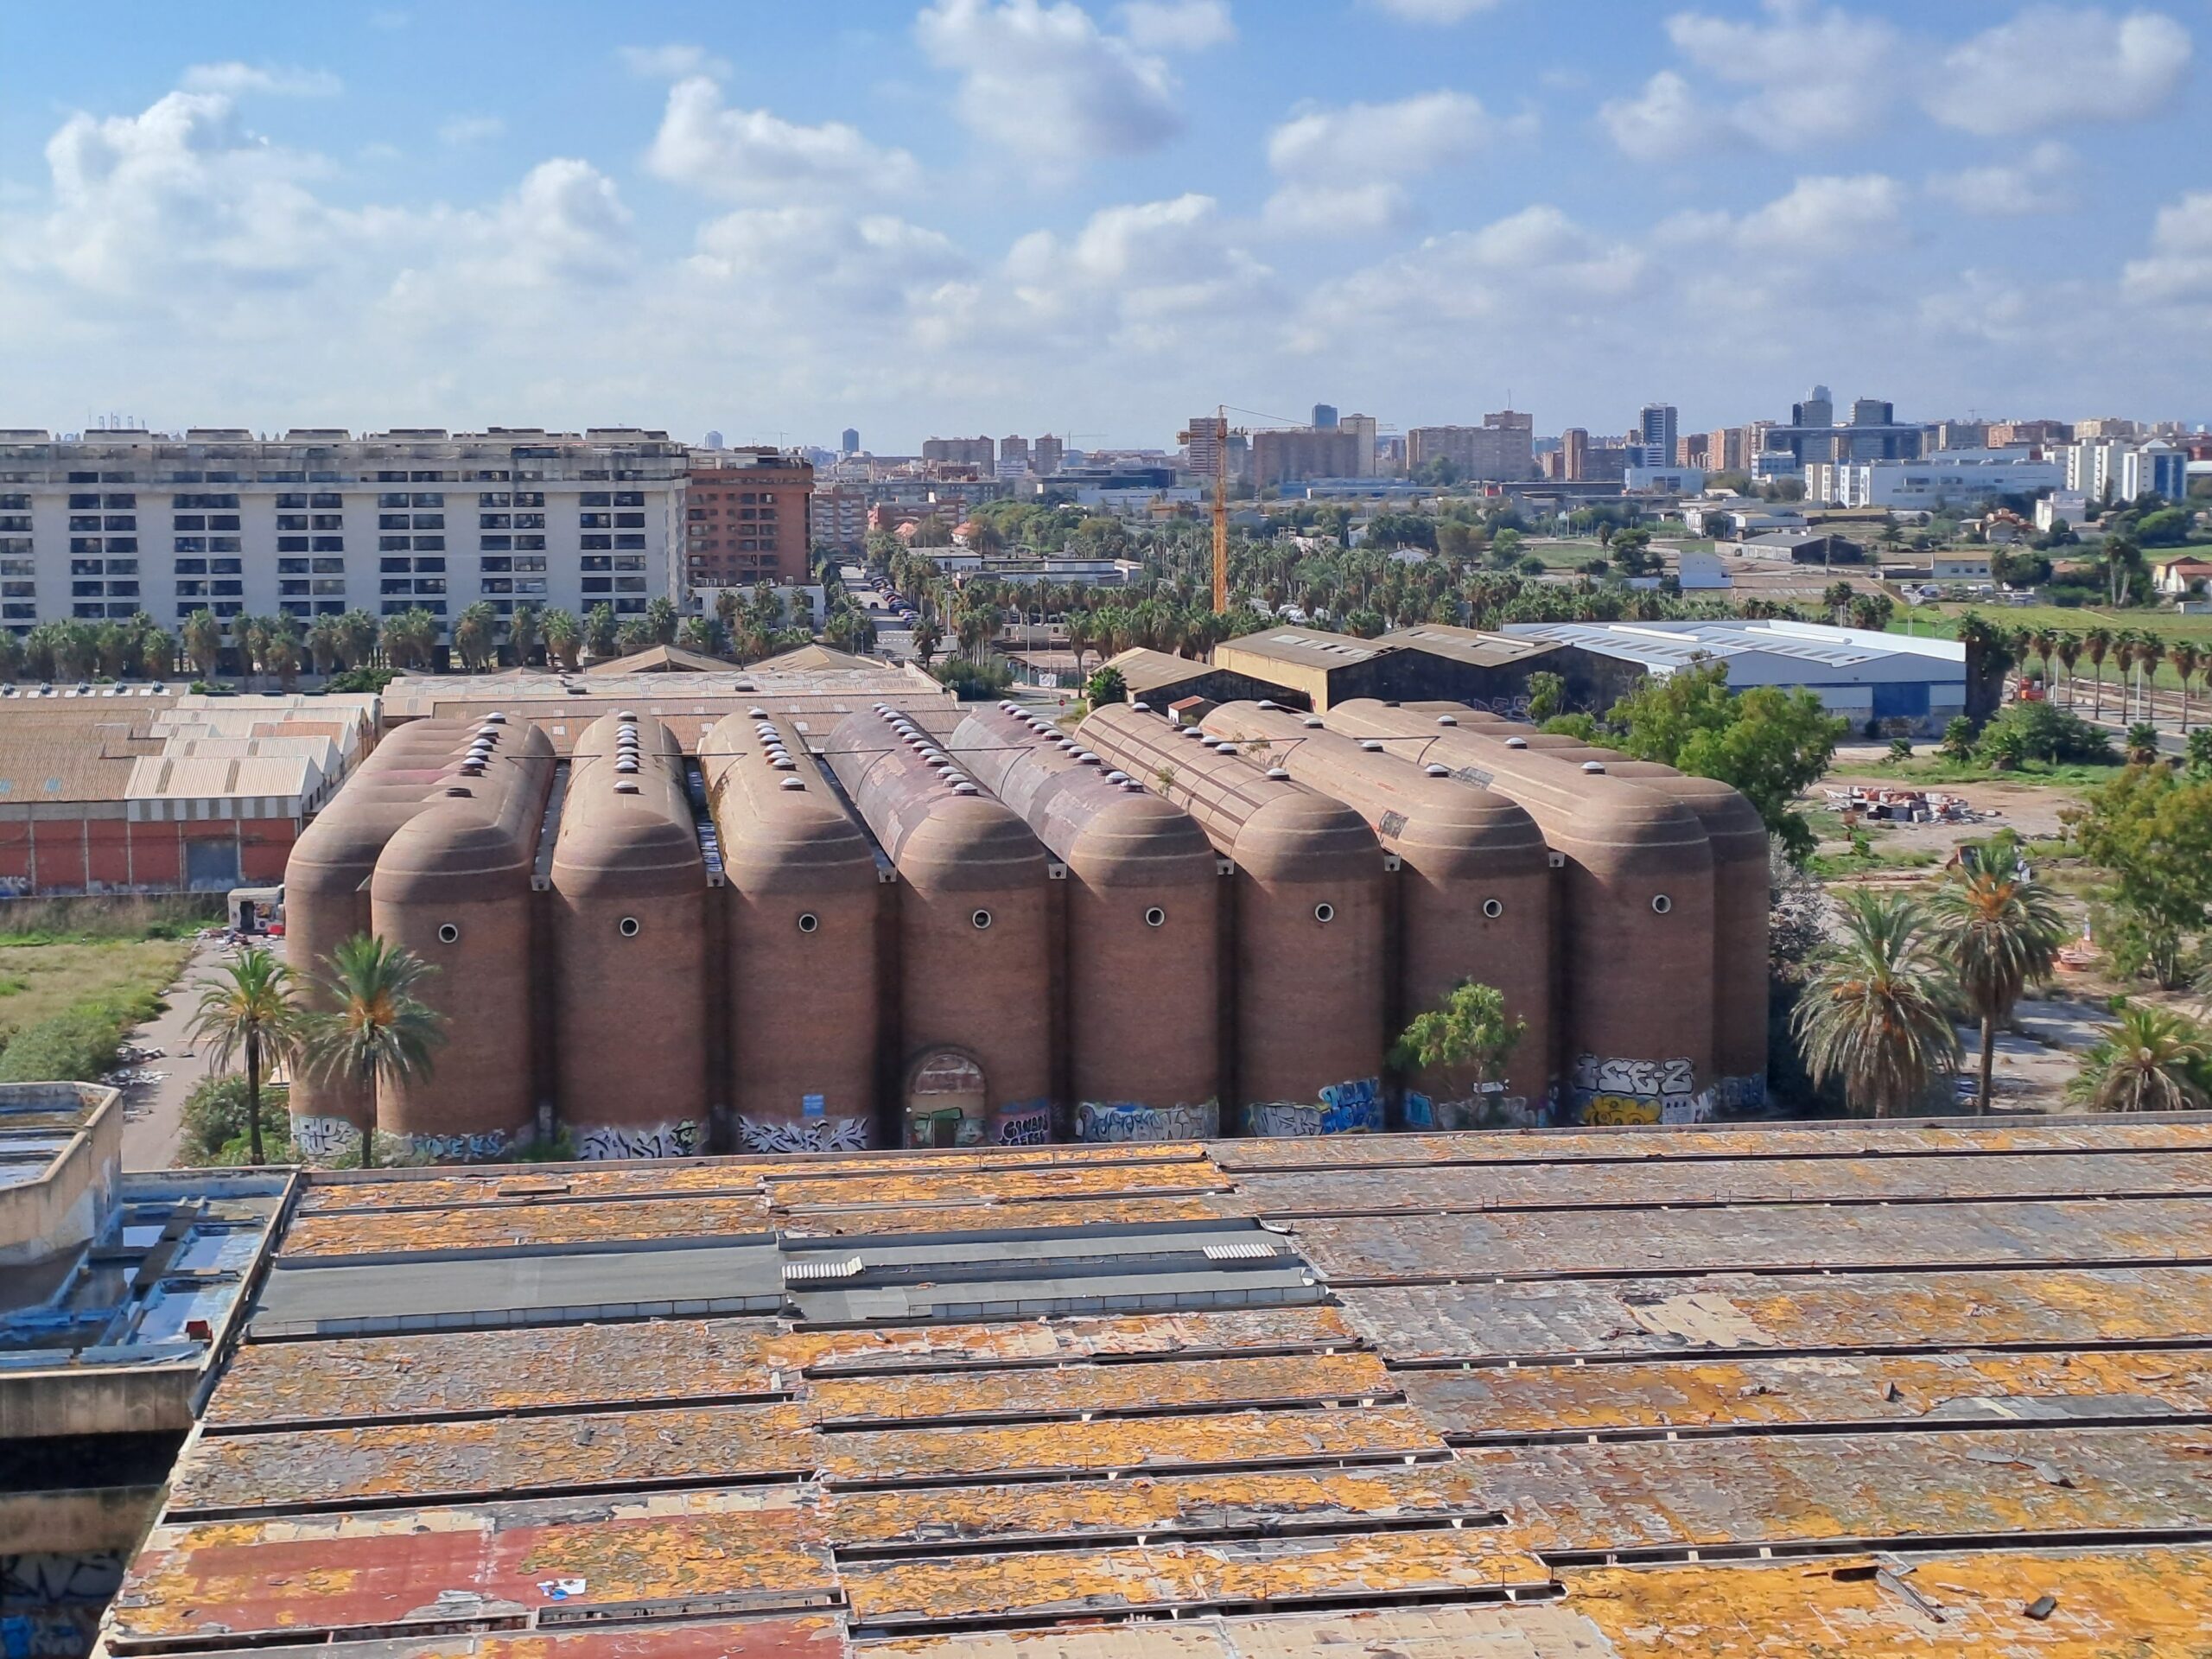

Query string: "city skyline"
[3, 1, 2209, 444]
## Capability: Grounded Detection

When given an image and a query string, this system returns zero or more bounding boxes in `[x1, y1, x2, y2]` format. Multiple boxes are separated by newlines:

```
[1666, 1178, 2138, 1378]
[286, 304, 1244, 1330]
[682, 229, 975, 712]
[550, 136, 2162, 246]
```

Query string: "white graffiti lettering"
[1076, 1100, 1217, 1142]
[1247, 1079, 1382, 1138]
[1408, 1091, 1544, 1131]
[383, 1127, 518, 1165]
[289, 1114, 361, 1166]
[735, 1116, 871, 1154]
[575, 1121, 702, 1161]
[994, 1103, 1052, 1146]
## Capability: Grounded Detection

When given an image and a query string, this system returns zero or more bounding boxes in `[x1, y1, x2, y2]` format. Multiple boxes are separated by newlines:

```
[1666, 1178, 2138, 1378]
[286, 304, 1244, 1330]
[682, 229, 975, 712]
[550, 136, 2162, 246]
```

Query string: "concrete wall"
[0, 1086, 121, 1268]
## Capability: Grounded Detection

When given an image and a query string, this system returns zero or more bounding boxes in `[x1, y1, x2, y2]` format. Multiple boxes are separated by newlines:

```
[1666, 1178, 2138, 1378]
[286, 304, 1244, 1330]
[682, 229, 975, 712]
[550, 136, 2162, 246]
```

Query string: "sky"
[3, 1, 2209, 451]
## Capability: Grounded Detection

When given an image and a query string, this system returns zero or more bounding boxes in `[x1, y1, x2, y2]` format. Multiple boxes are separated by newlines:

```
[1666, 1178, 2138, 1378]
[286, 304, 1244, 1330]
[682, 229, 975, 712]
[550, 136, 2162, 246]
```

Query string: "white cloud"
[179, 62, 342, 98]
[1930, 6, 2192, 137]
[1925, 141, 2076, 216]
[1364, 0, 1507, 22]
[1664, 2, 1901, 146]
[1117, 0, 1234, 50]
[1004, 194, 1273, 348]
[1730, 173, 1908, 257]
[690, 207, 966, 308]
[917, 0, 1181, 171]
[1599, 70, 1726, 164]
[2122, 189, 2212, 307]
[618, 43, 734, 81]
[1264, 90, 1524, 232]
[645, 76, 920, 198]
[438, 115, 505, 147]
[480, 160, 634, 288]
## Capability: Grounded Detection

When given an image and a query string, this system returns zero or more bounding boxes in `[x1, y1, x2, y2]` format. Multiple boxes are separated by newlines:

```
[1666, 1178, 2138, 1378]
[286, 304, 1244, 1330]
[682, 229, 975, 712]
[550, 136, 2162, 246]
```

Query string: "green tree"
[2188, 727, 2212, 776]
[182, 609, 224, 680]
[1524, 671, 1566, 723]
[2067, 1005, 2212, 1113]
[1601, 659, 1845, 861]
[542, 607, 582, 671]
[2069, 766, 2212, 987]
[508, 601, 544, 669]
[185, 947, 305, 1166]
[582, 603, 619, 661]
[1084, 664, 1128, 707]
[1390, 979, 1525, 1112]
[1924, 842, 2065, 1115]
[1939, 715, 1977, 762]
[645, 595, 680, 645]
[2082, 626, 2113, 718]
[299, 935, 447, 1170]
[1791, 889, 1961, 1117]
[454, 602, 499, 672]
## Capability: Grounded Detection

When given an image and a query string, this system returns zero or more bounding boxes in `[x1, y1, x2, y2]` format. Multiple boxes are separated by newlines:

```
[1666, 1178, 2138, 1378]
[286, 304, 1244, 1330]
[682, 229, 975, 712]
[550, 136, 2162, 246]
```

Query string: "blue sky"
[3, 1, 2208, 449]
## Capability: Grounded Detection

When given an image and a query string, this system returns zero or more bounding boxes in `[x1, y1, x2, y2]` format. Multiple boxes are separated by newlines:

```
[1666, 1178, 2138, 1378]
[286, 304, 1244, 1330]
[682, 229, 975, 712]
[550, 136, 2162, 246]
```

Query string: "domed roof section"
[702, 711, 878, 893]
[551, 713, 704, 899]
[1232, 789, 1380, 884]
[825, 705, 1046, 893]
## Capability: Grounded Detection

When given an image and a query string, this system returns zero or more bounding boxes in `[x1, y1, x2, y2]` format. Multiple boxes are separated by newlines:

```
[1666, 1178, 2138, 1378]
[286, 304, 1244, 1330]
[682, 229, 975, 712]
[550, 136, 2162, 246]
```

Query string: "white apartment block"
[2059, 436, 2189, 505]
[1807, 453, 2063, 510]
[0, 427, 688, 637]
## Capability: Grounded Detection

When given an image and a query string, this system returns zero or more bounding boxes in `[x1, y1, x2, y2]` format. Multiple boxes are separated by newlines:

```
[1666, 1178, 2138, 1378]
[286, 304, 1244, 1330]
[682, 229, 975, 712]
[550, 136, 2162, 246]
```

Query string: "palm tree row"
[1793, 842, 2065, 1116]
[188, 933, 446, 1167]
[2014, 622, 2205, 733]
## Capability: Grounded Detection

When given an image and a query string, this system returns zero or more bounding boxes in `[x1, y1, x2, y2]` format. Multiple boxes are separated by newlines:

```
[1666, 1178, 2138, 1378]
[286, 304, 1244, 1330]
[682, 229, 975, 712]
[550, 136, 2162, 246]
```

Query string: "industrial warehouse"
[284, 668, 1767, 1162]
[22, 1116, 2212, 1656]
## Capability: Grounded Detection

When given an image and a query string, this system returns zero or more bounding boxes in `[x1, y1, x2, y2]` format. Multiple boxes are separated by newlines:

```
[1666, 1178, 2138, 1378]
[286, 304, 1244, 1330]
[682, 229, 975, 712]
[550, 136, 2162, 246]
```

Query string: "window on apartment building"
[315, 600, 345, 615]
[479, 492, 511, 507]
[310, 513, 342, 531]
[73, 602, 105, 618]
[612, 556, 645, 571]
[106, 581, 137, 597]
[515, 491, 544, 508]
[481, 578, 512, 594]
[515, 534, 545, 551]
[378, 513, 410, 531]
[580, 556, 611, 572]
[581, 493, 611, 508]
[614, 491, 643, 507]
[279, 579, 309, 596]
[515, 512, 545, 530]
[277, 537, 309, 554]
[210, 514, 241, 531]
[312, 578, 346, 595]
[414, 578, 446, 595]
[479, 513, 511, 530]
[0, 495, 29, 512]
[409, 472, 446, 484]
[276, 515, 307, 531]
[211, 581, 243, 597]
[279, 601, 311, 619]
[381, 578, 412, 594]
[514, 556, 545, 572]
[480, 534, 512, 551]
[67, 493, 99, 508]
[5, 604, 37, 620]
[312, 557, 344, 574]
[614, 575, 647, 594]
[208, 537, 240, 553]
[174, 558, 207, 575]
[413, 556, 445, 572]
[106, 513, 137, 530]
[72, 580, 102, 598]
[479, 556, 512, 573]
[70, 558, 104, 575]
[515, 577, 546, 595]
[582, 534, 612, 550]
[579, 512, 611, 529]
[107, 537, 137, 553]
[310, 492, 343, 510]
[104, 493, 136, 508]
[2, 582, 33, 599]
[212, 558, 241, 574]
[279, 493, 312, 510]
[175, 515, 208, 531]
[614, 597, 645, 614]
[378, 493, 409, 508]
[581, 576, 612, 594]
[379, 536, 410, 552]
[687, 508, 708, 521]
[615, 533, 645, 550]
[412, 535, 445, 552]
[614, 512, 644, 529]
[278, 558, 309, 575]
[174, 536, 207, 555]
[412, 513, 443, 530]
[70, 515, 101, 532]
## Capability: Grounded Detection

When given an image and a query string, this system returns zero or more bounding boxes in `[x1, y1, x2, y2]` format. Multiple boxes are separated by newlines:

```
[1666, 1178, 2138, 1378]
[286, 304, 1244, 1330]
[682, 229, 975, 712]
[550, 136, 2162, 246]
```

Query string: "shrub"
[1975, 700, 2119, 768]
[324, 666, 398, 694]
[931, 658, 1014, 700]
[178, 1073, 293, 1166]
[0, 1001, 142, 1083]
[0, 894, 219, 944]
[1083, 664, 1128, 707]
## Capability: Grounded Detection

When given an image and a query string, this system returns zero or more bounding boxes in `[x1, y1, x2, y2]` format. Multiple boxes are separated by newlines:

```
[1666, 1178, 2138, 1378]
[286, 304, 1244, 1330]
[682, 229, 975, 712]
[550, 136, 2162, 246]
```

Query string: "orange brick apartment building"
[684, 450, 813, 588]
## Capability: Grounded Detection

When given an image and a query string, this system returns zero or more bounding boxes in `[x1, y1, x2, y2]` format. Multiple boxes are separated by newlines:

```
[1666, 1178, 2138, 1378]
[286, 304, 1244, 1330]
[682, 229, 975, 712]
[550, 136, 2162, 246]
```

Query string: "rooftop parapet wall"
[0, 1084, 122, 1268]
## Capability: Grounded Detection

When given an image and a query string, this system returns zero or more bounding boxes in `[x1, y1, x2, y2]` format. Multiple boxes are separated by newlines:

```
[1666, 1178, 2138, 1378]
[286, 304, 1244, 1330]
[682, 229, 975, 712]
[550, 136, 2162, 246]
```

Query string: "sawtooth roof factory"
[61, 1113, 2212, 1658]
[283, 647, 1768, 1163]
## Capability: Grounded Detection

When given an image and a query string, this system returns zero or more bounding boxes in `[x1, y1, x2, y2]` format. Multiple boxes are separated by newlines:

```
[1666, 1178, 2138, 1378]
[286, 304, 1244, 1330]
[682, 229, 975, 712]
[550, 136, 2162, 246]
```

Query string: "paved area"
[119, 935, 285, 1170]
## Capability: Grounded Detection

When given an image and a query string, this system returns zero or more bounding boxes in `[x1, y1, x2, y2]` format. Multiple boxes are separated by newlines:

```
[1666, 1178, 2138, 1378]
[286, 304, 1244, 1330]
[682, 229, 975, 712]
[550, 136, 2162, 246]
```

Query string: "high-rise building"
[1707, 427, 1745, 474]
[1681, 432, 1708, 467]
[922, 436, 995, 469]
[684, 449, 814, 588]
[1340, 414, 1378, 478]
[1637, 404, 1679, 469]
[811, 483, 868, 551]
[1767, 390, 1921, 467]
[1930, 421, 1989, 453]
[0, 426, 687, 638]
[1184, 415, 1229, 480]
[1251, 426, 1362, 486]
[1560, 428, 1590, 482]
[998, 435, 1031, 478]
[841, 428, 860, 456]
[2075, 417, 2141, 440]
[1794, 385, 1834, 432]
[1989, 419, 2074, 448]
[1312, 404, 1339, 429]
[1033, 434, 1065, 475]
[703, 431, 725, 450]
[1407, 411, 1535, 481]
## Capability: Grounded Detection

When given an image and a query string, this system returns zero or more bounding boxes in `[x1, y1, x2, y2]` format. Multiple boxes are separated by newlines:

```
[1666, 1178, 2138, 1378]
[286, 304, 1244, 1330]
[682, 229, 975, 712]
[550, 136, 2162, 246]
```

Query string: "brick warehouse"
[283, 673, 1765, 1166]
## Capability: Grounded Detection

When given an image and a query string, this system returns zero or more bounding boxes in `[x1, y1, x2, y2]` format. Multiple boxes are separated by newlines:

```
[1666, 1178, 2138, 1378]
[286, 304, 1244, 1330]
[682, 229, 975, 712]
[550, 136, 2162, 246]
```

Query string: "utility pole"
[1179, 407, 1230, 613]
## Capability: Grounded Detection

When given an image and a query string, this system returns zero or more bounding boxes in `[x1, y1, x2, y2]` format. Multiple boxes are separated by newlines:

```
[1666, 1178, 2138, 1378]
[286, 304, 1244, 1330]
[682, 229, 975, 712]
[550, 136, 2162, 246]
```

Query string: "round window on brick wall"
[971, 909, 993, 931]
[1313, 902, 1336, 925]
[619, 916, 641, 938]
[797, 912, 820, 934]
[437, 923, 460, 944]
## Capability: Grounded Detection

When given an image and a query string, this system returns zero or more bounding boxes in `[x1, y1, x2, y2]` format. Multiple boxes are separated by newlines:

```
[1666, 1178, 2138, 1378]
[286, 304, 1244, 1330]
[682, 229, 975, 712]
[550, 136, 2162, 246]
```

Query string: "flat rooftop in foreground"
[99, 1116, 2212, 1656]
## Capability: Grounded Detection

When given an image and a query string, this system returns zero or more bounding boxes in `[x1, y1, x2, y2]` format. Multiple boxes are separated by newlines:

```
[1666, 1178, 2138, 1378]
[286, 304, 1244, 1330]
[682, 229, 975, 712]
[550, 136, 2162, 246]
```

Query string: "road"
[842, 565, 917, 662]
[118, 935, 277, 1170]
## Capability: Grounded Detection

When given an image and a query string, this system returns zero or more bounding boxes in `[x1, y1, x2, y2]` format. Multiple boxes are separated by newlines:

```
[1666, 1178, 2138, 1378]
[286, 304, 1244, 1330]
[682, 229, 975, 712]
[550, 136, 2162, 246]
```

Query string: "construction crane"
[1178, 405, 1230, 613]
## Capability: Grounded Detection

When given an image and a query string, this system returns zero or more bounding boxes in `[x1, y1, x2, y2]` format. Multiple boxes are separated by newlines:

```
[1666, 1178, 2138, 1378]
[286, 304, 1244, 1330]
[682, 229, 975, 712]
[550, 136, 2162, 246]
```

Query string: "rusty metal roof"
[102, 1117, 2212, 1656]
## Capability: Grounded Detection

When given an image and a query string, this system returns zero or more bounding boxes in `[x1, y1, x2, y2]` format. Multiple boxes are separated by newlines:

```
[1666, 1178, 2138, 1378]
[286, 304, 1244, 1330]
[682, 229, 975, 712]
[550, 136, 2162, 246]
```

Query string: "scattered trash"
[537, 1579, 587, 1601]
[1824, 785, 1985, 823]
[2024, 1594, 2057, 1620]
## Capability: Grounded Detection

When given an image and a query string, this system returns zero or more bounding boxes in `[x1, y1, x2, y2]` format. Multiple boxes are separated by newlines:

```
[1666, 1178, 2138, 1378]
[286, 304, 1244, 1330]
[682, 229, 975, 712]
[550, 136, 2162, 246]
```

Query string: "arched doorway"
[904, 1048, 987, 1148]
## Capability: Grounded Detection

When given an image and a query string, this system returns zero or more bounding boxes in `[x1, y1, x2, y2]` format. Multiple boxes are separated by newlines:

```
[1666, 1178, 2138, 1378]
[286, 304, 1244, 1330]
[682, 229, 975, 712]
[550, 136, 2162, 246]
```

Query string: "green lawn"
[0, 940, 192, 1049]
[1888, 603, 2212, 694]
[1828, 755, 2126, 790]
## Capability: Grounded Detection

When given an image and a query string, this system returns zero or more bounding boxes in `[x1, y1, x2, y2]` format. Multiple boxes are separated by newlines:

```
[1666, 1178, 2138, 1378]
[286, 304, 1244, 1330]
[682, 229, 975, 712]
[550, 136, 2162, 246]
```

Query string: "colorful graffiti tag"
[575, 1120, 704, 1160]
[289, 1114, 360, 1166]
[1405, 1089, 1546, 1130]
[1568, 1052, 1713, 1127]
[734, 1115, 870, 1154]
[1076, 1100, 1219, 1142]
[992, 1102, 1053, 1146]
[1246, 1076, 1383, 1138]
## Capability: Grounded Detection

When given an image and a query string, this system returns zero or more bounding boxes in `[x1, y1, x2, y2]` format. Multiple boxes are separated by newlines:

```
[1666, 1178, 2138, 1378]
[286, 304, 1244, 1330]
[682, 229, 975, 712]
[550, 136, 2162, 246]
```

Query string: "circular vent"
[1482, 898, 1504, 918]
[1652, 893, 1674, 914]
[437, 923, 461, 944]
[1144, 906, 1166, 927]
[1313, 902, 1336, 925]
[618, 916, 641, 938]
[971, 908, 993, 930]
[797, 912, 820, 934]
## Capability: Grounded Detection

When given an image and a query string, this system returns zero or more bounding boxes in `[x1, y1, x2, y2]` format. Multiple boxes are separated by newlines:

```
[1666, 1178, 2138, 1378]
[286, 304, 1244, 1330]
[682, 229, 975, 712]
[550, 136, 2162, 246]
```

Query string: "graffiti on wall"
[3, 1551, 124, 1659]
[289, 1114, 361, 1166]
[1712, 1073, 1768, 1113]
[1405, 1089, 1545, 1131]
[993, 1102, 1052, 1146]
[386, 1127, 523, 1164]
[734, 1116, 870, 1154]
[1076, 1099, 1218, 1143]
[1570, 1052, 1713, 1127]
[575, 1120, 702, 1160]
[906, 1049, 988, 1149]
[1246, 1076, 1382, 1138]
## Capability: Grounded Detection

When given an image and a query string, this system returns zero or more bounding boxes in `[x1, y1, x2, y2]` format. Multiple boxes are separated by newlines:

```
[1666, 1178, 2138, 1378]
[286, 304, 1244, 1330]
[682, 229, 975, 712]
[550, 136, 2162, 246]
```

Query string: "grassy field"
[0, 939, 192, 1050]
[1828, 754, 2126, 789]
[1889, 603, 2212, 696]
[0, 894, 217, 946]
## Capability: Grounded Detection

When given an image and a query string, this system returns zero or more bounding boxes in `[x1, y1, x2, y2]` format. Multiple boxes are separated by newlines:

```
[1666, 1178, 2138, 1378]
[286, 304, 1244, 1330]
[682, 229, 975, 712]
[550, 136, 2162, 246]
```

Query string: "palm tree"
[1791, 889, 1961, 1118]
[509, 601, 544, 669]
[454, 602, 499, 673]
[2109, 633, 2138, 725]
[305, 616, 344, 677]
[299, 935, 446, 1169]
[2135, 633, 2167, 729]
[2083, 626, 2112, 718]
[1925, 842, 2064, 1116]
[542, 607, 582, 671]
[2067, 1005, 2211, 1113]
[2173, 642, 2202, 736]
[2026, 629, 2055, 697]
[186, 947, 305, 1165]
[2053, 632, 2081, 709]
[2126, 721, 2161, 765]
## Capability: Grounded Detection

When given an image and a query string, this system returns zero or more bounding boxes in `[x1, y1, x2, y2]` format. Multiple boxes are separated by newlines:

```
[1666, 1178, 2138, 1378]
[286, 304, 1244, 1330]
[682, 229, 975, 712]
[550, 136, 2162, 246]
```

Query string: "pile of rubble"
[1822, 785, 1988, 823]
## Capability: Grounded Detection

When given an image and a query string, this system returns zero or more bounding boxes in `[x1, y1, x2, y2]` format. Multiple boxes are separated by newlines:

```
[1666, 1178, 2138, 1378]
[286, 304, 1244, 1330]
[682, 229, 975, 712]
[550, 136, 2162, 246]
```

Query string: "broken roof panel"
[107, 1490, 834, 1649]
[840, 1529, 1552, 1628]
[1292, 1197, 2212, 1282]
[855, 1605, 1616, 1658]
[1336, 1266, 2212, 1363]
[1462, 1424, 2212, 1554]
[765, 1161, 1229, 1213]
[1236, 1148, 2212, 1216]
[168, 1402, 813, 1516]
[806, 1352, 1393, 1427]
[776, 1195, 1252, 1238]
[278, 1195, 776, 1258]
[1402, 1348, 2212, 1440]
[812, 1405, 1444, 1486]
[822, 1465, 1499, 1553]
